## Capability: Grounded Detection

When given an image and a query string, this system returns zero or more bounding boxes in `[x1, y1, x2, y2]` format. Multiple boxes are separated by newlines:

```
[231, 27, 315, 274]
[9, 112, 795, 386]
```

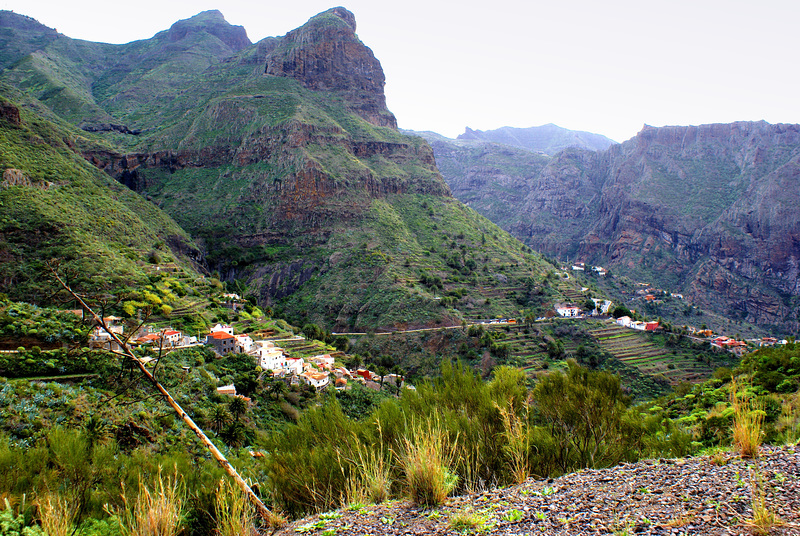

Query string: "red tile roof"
[208, 331, 234, 340]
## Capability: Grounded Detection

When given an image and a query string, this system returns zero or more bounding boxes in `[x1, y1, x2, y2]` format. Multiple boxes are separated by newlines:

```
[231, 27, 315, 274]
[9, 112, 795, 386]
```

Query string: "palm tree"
[210, 405, 231, 434]
[228, 397, 248, 421]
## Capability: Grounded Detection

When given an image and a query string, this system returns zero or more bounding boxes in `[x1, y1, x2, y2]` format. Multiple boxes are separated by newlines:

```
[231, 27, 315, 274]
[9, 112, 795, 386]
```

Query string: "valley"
[0, 6, 798, 536]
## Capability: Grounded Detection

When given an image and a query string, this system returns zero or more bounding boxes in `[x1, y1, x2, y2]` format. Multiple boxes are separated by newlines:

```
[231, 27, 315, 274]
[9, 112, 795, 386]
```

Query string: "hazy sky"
[3, 0, 797, 142]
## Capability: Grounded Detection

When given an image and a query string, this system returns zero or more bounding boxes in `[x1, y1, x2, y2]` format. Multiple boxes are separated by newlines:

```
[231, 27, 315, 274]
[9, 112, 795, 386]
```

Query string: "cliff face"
[265, 7, 397, 129]
[584, 122, 800, 331]
[430, 122, 800, 333]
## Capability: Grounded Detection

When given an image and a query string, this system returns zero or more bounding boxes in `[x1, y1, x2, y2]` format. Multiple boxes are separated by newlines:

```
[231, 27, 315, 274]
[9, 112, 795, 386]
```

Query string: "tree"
[210, 405, 232, 434]
[612, 305, 632, 319]
[532, 360, 640, 471]
[228, 397, 248, 421]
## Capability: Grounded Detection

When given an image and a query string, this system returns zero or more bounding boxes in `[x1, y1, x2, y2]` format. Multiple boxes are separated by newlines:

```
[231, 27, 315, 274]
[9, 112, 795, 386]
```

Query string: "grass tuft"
[214, 478, 255, 536]
[398, 420, 458, 506]
[730, 379, 765, 459]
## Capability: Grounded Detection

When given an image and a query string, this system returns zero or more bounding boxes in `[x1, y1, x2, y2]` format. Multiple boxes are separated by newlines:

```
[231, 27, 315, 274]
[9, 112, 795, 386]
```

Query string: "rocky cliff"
[427, 122, 800, 334]
[265, 7, 396, 129]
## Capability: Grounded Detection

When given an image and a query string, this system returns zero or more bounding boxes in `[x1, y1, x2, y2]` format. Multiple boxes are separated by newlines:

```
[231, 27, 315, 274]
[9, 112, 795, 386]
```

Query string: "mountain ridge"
[0, 7, 554, 331]
[426, 120, 800, 334]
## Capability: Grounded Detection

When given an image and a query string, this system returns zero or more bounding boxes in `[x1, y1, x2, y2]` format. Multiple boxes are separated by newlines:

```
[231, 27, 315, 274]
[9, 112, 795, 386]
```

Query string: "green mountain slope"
[0, 8, 558, 330]
[0, 84, 201, 301]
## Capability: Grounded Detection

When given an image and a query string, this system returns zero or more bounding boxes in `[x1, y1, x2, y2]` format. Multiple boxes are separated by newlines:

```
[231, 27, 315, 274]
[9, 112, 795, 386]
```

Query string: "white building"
[235, 334, 254, 354]
[556, 303, 581, 317]
[209, 323, 234, 336]
[300, 371, 330, 390]
[255, 341, 287, 372]
[591, 299, 614, 315]
[616, 315, 633, 328]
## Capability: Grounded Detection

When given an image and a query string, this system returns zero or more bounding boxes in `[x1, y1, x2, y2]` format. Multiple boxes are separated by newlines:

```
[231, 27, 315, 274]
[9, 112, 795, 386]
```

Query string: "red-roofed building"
[206, 331, 235, 355]
[162, 329, 182, 346]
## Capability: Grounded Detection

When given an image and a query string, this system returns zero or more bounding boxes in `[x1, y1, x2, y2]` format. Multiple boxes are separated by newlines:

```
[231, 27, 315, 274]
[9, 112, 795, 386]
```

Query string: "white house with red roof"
[300, 371, 330, 390]
[162, 329, 182, 346]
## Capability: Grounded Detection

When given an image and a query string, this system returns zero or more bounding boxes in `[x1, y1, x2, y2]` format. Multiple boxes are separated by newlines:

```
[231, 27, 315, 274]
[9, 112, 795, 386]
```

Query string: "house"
[591, 299, 614, 315]
[300, 371, 330, 390]
[334, 378, 348, 390]
[571, 262, 586, 271]
[309, 354, 335, 369]
[162, 329, 182, 347]
[216, 384, 237, 396]
[209, 323, 234, 336]
[644, 321, 659, 331]
[221, 293, 245, 312]
[334, 367, 353, 380]
[206, 331, 236, 355]
[760, 337, 779, 347]
[616, 316, 632, 328]
[285, 358, 304, 376]
[134, 333, 161, 345]
[355, 369, 373, 381]
[234, 334, 253, 354]
[555, 303, 581, 317]
[256, 342, 287, 372]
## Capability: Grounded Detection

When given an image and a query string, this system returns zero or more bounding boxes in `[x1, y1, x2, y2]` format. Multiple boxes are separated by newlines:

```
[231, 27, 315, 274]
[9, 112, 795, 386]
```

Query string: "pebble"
[271, 445, 800, 535]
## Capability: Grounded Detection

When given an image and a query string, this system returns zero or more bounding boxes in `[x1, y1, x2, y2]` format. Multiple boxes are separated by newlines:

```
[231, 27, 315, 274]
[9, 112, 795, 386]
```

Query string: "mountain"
[0, 83, 202, 302]
[0, 8, 555, 331]
[424, 122, 800, 335]
[457, 124, 617, 155]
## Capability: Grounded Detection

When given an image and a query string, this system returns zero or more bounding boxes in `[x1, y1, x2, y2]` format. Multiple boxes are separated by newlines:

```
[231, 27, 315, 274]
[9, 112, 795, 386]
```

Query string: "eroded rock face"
[264, 7, 397, 128]
[0, 102, 20, 126]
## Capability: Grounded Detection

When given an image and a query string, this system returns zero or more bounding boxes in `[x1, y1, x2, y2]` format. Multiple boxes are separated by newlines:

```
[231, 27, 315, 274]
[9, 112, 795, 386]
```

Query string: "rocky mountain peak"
[166, 10, 250, 52]
[264, 7, 396, 128]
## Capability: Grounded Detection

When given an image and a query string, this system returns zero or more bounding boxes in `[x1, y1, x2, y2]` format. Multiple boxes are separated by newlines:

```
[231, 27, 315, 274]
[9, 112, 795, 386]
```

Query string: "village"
[88, 310, 406, 398]
[551, 262, 790, 357]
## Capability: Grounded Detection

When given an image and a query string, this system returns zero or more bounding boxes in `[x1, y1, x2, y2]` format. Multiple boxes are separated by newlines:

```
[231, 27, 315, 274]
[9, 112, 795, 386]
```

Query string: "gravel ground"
[272, 445, 800, 535]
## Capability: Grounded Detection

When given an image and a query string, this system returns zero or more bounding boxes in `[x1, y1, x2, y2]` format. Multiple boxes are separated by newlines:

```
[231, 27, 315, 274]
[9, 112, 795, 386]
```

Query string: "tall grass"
[118, 468, 184, 536]
[496, 396, 531, 484]
[398, 420, 458, 506]
[745, 463, 784, 535]
[37, 491, 77, 536]
[214, 478, 255, 536]
[345, 441, 391, 505]
[730, 380, 765, 458]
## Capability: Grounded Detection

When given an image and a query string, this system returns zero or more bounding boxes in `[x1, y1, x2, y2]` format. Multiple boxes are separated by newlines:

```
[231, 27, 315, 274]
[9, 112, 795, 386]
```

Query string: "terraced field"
[588, 321, 712, 384]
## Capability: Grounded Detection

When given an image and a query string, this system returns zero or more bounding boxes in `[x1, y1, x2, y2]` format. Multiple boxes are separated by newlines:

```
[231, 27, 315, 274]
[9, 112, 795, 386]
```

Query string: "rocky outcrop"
[166, 10, 250, 52]
[264, 7, 397, 128]
[0, 101, 20, 126]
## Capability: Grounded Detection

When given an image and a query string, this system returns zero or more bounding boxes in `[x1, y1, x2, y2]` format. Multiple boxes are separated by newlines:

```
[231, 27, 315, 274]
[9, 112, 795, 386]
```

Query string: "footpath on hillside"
[273, 445, 800, 536]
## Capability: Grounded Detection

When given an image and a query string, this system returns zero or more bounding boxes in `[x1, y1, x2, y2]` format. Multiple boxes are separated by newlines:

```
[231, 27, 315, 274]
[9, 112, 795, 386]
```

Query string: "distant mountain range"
[414, 122, 800, 335]
[457, 124, 616, 154]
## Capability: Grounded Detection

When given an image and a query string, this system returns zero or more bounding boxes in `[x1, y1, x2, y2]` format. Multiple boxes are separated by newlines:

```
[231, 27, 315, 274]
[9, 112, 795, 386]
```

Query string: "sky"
[3, 0, 798, 143]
